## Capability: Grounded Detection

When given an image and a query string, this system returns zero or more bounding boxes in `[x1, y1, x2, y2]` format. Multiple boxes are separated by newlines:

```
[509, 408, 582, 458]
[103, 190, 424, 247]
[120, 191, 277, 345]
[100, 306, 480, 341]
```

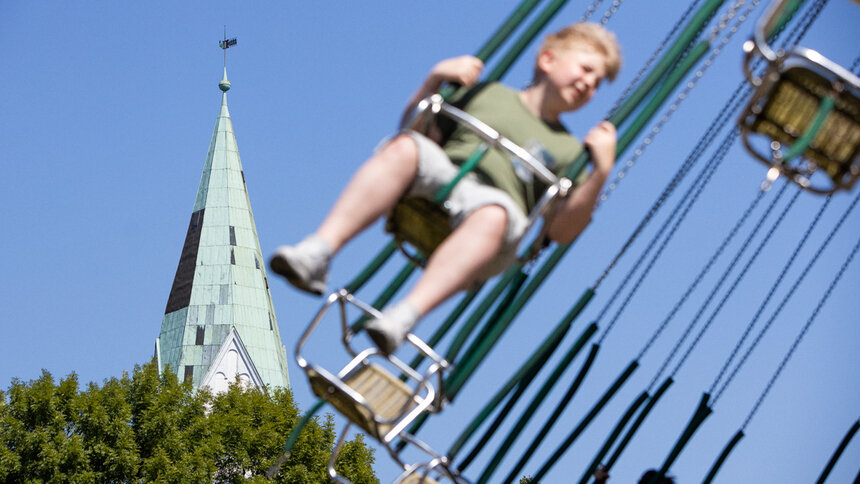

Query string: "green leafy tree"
[0, 360, 377, 483]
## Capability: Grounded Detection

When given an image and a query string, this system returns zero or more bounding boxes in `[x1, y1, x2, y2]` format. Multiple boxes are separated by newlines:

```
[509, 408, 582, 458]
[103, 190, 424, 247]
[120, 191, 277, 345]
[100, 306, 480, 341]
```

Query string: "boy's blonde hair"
[535, 22, 622, 82]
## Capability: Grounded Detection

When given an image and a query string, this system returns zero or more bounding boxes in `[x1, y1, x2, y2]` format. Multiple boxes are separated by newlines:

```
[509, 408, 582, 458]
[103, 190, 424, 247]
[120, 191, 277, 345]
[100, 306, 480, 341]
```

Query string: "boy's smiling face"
[538, 46, 608, 115]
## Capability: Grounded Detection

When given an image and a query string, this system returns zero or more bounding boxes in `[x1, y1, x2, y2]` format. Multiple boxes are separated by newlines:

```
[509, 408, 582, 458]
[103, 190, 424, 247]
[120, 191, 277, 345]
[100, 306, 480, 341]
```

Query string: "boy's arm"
[400, 55, 484, 133]
[546, 121, 617, 244]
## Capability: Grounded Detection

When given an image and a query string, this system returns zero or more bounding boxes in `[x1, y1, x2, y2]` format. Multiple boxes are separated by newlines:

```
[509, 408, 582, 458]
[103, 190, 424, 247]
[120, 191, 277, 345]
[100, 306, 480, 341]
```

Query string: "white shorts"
[403, 131, 528, 280]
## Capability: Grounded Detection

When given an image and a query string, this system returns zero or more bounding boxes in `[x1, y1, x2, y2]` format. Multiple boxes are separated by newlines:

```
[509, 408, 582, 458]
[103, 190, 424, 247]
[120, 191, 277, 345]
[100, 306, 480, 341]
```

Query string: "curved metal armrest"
[407, 94, 561, 186]
[750, 0, 795, 65]
[744, 0, 860, 91]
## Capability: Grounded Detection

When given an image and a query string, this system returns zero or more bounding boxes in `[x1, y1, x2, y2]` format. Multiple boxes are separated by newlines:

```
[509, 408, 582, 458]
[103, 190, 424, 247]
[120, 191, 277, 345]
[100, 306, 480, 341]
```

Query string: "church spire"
[155, 44, 289, 391]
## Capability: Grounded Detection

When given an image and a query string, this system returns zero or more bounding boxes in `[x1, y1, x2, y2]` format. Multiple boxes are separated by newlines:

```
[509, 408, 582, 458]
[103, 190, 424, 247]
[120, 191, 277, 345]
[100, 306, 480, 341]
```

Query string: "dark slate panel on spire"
[165, 209, 205, 314]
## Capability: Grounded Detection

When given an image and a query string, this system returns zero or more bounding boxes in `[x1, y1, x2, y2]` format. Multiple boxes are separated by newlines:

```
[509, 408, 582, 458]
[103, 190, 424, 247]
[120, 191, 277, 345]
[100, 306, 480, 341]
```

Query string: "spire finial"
[219, 27, 237, 92]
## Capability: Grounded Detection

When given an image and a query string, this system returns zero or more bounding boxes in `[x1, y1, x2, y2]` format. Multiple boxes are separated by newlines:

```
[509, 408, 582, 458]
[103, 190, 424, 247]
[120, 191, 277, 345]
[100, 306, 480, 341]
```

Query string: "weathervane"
[219, 26, 237, 67]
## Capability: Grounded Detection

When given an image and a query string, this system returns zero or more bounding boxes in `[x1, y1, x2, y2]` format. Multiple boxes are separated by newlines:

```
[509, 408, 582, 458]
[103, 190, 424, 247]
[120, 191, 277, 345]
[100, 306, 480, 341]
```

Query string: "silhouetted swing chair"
[739, 0, 860, 194]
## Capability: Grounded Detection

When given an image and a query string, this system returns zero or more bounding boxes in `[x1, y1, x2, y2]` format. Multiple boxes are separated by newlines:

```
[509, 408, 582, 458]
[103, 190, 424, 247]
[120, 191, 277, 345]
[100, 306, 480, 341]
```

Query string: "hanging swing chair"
[739, 0, 860, 194]
[296, 92, 576, 412]
[387, 93, 573, 267]
[294, 93, 577, 482]
[296, 289, 464, 482]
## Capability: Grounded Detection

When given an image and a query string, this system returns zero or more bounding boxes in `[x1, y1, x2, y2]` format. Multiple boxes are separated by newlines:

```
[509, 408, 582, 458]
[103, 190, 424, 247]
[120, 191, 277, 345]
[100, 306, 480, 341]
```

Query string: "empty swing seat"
[304, 290, 465, 483]
[740, 0, 860, 193]
[297, 289, 462, 483]
[310, 362, 417, 439]
[297, 290, 450, 445]
[741, 63, 860, 192]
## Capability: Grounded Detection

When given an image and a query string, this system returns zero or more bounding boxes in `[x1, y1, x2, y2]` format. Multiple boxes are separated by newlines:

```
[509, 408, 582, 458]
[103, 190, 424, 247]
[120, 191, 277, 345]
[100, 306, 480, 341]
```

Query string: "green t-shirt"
[442, 82, 585, 214]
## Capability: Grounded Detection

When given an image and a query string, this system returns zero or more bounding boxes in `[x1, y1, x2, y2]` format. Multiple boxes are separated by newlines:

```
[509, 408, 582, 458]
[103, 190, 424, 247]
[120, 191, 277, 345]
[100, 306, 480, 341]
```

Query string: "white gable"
[199, 327, 266, 394]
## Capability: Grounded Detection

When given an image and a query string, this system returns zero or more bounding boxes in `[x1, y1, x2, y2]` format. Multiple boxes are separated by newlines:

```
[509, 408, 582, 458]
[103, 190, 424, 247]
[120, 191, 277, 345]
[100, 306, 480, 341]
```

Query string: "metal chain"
[580, 0, 624, 24]
[632, 0, 831, 381]
[774, 0, 829, 49]
[636, 163, 767, 360]
[587, 0, 829, 326]
[661, 182, 800, 387]
[598, 0, 761, 205]
[596, 129, 737, 344]
[594, 0, 827, 292]
[592, 79, 752, 290]
[672, 0, 833, 386]
[599, 0, 625, 25]
[600, 0, 826, 202]
[605, 0, 705, 119]
[741, 232, 860, 430]
[709, 192, 845, 403]
[580, 0, 607, 22]
[707, 0, 748, 42]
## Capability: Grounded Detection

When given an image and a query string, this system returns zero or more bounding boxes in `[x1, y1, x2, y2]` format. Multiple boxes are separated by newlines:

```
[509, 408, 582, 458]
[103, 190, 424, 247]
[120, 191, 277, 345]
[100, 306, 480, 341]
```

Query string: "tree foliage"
[0, 360, 377, 483]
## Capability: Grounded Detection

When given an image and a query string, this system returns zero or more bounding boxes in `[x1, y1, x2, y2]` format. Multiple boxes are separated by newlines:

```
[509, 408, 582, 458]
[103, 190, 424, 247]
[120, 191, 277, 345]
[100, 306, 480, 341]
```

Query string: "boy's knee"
[383, 134, 419, 162]
[368, 134, 420, 181]
[470, 204, 509, 236]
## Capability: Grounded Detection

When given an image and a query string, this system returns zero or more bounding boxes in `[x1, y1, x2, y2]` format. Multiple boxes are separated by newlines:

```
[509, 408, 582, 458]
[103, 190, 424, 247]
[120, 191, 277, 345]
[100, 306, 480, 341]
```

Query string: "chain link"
[599, 0, 624, 25]
[597, 0, 761, 206]
[580, 0, 605, 22]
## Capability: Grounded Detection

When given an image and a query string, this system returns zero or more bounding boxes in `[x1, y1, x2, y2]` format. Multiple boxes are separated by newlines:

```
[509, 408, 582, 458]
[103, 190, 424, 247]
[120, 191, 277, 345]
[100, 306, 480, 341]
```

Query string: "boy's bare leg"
[316, 134, 419, 252]
[270, 135, 419, 295]
[365, 204, 509, 355]
[405, 204, 508, 314]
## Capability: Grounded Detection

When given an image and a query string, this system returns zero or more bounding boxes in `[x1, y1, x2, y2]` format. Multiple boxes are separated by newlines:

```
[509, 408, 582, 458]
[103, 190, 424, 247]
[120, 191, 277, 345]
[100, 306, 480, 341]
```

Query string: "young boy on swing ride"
[271, 22, 621, 355]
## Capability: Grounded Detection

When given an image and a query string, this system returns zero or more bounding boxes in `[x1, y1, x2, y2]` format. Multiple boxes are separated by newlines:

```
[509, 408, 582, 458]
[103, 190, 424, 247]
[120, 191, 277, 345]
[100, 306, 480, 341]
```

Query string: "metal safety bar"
[408, 94, 567, 187]
[391, 94, 575, 262]
[296, 289, 455, 471]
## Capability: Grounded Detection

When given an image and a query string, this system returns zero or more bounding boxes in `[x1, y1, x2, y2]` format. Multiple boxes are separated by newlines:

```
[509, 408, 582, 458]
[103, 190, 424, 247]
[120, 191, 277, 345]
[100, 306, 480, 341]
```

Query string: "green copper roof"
[157, 69, 289, 390]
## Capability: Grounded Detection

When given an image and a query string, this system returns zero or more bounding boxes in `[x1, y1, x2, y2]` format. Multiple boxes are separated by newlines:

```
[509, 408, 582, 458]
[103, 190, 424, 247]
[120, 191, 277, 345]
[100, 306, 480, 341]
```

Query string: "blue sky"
[2, 1, 858, 483]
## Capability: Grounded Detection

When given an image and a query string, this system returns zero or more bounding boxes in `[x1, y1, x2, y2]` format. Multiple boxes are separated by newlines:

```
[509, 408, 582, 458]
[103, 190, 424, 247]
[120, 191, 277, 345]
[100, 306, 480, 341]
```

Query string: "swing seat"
[740, 0, 860, 194]
[296, 290, 450, 445]
[386, 197, 453, 267]
[308, 363, 416, 439]
[300, 290, 462, 482]
[741, 63, 860, 193]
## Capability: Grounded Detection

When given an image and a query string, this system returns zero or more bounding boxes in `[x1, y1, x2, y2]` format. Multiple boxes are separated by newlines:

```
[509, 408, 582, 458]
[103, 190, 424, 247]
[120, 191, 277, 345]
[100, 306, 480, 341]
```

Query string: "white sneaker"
[364, 301, 420, 356]
[269, 236, 331, 296]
